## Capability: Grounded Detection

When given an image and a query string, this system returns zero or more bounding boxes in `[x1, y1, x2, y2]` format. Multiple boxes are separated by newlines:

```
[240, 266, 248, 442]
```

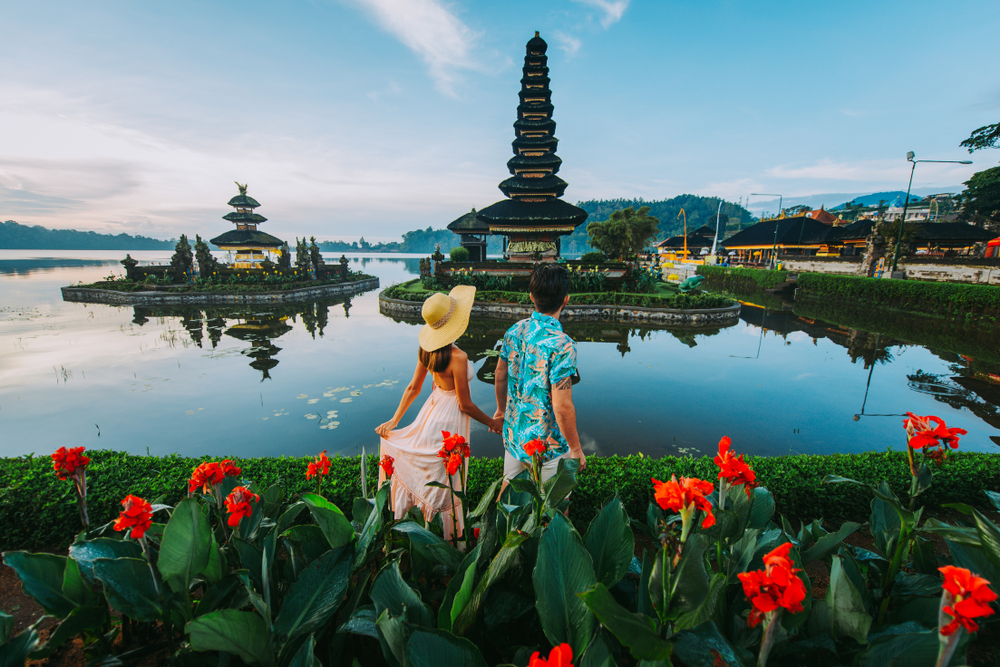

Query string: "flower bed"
[3, 416, 999, 667]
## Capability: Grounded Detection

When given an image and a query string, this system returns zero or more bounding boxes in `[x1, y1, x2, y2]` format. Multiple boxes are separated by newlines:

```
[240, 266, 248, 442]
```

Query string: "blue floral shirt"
[500, 312, 578, 463]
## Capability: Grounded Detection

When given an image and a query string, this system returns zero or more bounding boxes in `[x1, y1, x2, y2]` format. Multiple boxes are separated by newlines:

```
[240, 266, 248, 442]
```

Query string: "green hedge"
[796, 272, 1000, 324]
[3, 450, 998, 551]
[381, 283, 733, 309]
[696, 265, 789, 291]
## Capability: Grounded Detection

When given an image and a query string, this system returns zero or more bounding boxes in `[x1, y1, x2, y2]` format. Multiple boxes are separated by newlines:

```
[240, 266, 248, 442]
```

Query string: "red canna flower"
[737, 542, 807, 627]
[224, 486, 260, 527]
[714, 437, 757, 497]
[52, 447, 90, 480]
[440, 449, 462, 476]
[380, 454, 395, 478]
[652, 475, 716, 529]
[189, 462, 225, 494]
[473, 527, 480, 539]
[113, 495, 154, 539]
[306, 450, 331, 480]
[220, 459, 242, 478]
[938, 565, 997, 635]
[441, 431, 470, 457]
[528, 643, 573, 667]
[524, 438, 547, 457]
[904, 413, 967, 451]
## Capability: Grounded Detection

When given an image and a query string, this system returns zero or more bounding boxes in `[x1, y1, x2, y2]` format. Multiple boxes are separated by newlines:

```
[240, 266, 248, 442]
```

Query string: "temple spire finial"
[235, 181, 248, 195]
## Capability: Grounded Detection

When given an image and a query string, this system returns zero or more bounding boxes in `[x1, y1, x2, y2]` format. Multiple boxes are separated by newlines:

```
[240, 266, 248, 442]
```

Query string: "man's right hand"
[573, 450, 587, 471]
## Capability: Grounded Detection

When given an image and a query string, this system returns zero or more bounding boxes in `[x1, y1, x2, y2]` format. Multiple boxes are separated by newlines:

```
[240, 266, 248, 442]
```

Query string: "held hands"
[488, 416, 504, 434]
[375, 419, 397, 438]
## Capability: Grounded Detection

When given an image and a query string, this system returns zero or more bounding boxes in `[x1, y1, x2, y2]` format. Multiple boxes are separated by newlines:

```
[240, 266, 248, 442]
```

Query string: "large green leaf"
[28, 605, 108, 659]
[579, 630, 617, 667]
[375, 609, 409, 667]
[452, 531, 529, 635]
[338, 605, 379, 639]
[672, 621, 748, 667]
[392, 521, 463, 572]
[437, 546, 480, 632]
[232, 537, 264, 588]
[272, 545, 353, 647]
[286, 634, 320, 667]
[301, 493, 354, 551]
[801, 521, 861, 565]
[467, 476, 503, 520]
[93, 557, 162, 622]
[404, 628, 489, 667]
[158, 498, 211, 595]
[371, 561, 434, 628]
[534, 513, 598, 657]
[0, 611, 11, 644]
[920, 519, 981, 548]
[68, 539, 142, 585]
[747, 486, 775, 530]
[578, 583, 672, 661]
[2, 552, 77, 619]
[854, 630, 941, 667]
[543, 458, 581, 511]
[826, 555, 872, 644]
[675, 573, 726, 631]
[585, 496, 634, 589]
[187, 609, 273, 666]
[668, 535, 710, 617]
[0, 626, 39, 667]
[354, 483, 390, 571]
[282, 525, 332, 571]
[196, 574, 248, 618]
[947, 540, 1000, 590]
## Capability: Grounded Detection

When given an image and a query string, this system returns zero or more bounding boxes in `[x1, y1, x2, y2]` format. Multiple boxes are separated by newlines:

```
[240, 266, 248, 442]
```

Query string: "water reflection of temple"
[129, 297, 353, 380]
[739, 302, 1000, 442]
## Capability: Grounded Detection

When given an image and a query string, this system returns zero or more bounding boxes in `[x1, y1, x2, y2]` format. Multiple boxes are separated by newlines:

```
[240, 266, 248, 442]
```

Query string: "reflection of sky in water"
[1, 250, 998, 460]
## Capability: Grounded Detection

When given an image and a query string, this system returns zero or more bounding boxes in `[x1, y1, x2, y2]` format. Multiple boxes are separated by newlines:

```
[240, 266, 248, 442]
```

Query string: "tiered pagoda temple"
[210, 183, 284, 269]
[476, 32, 587, 261]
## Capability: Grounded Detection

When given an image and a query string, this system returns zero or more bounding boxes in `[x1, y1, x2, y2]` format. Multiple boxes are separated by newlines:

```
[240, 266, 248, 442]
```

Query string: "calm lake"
[2, 250, 998, 460]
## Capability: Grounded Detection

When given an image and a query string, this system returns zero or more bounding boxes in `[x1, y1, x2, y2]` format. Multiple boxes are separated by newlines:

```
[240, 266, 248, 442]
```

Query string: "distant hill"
[830, 191, 921, 210]
[0, 220, 175, 250]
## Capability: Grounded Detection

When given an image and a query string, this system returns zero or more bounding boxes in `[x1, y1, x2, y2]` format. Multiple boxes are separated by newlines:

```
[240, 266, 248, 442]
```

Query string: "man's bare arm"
[552, 382, 586, 471]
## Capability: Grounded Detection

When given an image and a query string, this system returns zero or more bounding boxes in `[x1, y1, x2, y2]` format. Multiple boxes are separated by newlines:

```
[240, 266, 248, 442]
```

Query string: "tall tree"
[295, 237, 311, 272]
[586, 206, 659, 260]
[960, 122, 1000, 154]
[193, 235, 218, 276]
[958, 166, 1000, 228]
[169, 234, 193, 282]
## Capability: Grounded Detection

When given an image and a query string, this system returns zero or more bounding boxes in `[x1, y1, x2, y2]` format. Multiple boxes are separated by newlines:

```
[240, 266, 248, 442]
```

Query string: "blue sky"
[1, 0, 997, 242]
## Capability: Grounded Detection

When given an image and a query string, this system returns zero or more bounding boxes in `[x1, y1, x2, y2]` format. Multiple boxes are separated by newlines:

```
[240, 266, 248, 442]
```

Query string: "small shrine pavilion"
[446, 208, 490, 262]
[476, 32, 587, 261]
[210, 183, 284, 268]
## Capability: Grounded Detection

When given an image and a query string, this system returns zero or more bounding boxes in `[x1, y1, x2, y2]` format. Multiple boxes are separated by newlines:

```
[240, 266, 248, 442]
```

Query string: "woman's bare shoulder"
[450, 345, 469, 363]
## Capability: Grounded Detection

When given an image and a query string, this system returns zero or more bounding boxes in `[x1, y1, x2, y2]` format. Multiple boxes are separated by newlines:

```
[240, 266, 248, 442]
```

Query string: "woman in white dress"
[375, 285, 501, 541]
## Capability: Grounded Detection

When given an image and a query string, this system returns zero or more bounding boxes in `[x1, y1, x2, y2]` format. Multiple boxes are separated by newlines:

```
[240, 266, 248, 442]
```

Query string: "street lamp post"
[889, 152, 972, 273]
[751, 193, 783, 268]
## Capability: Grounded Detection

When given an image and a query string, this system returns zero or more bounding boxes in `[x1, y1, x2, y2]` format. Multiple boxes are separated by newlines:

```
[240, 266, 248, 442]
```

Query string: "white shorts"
[503, 449, 571, 483]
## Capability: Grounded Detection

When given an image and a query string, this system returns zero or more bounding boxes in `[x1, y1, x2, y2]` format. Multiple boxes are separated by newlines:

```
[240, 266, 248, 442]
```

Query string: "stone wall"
[61, 278, 380, 305]
[379, 294, 741, 327]
[779, 256, 1000, 285]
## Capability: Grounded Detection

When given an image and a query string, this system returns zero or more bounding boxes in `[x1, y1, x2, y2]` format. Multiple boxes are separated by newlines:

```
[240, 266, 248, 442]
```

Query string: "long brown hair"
[419, 344, 452, 373]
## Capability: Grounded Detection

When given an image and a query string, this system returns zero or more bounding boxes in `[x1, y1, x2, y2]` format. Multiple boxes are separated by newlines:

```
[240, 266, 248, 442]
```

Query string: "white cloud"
[766, 158, 975, 185]
[572, 0, 630, 28]
[552, 31, 582, 58]
[343, 0, 480, 96]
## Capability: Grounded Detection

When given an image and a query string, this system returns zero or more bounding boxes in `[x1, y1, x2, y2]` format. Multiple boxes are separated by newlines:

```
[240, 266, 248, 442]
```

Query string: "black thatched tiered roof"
[447, 208, 490, 233]
[476, 32, 587, 234]
[210, 184, 283, 249]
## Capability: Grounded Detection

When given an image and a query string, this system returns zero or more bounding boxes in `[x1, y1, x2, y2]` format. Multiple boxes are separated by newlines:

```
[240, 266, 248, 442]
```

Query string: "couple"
[375, 264, 587, 540]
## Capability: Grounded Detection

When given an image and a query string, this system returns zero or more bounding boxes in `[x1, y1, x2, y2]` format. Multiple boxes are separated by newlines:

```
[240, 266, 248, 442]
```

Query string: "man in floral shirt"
[494, 264, 586, 483]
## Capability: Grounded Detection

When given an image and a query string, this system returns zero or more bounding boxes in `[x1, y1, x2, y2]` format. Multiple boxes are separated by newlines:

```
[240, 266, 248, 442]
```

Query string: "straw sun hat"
[418, 285, 476, 352]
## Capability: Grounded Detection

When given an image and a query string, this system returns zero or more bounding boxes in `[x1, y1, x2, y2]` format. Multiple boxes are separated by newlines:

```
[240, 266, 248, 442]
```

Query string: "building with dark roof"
[446, 208, 490, 262]
[210, 183, 284, 268]
[720, 215, 837, 263]
[656, 225, 719, 256]
[475, 32, 587, 261]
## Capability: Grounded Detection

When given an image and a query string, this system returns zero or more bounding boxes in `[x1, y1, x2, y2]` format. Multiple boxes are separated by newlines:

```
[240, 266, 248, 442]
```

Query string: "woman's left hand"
[375, 420, 397, 438]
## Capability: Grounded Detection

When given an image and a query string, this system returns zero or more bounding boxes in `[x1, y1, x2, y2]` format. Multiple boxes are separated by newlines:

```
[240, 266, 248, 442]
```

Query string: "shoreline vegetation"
[70, 271, 376, 294]
[382, 278, 736, 310]
[3, 449, 998, 553]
